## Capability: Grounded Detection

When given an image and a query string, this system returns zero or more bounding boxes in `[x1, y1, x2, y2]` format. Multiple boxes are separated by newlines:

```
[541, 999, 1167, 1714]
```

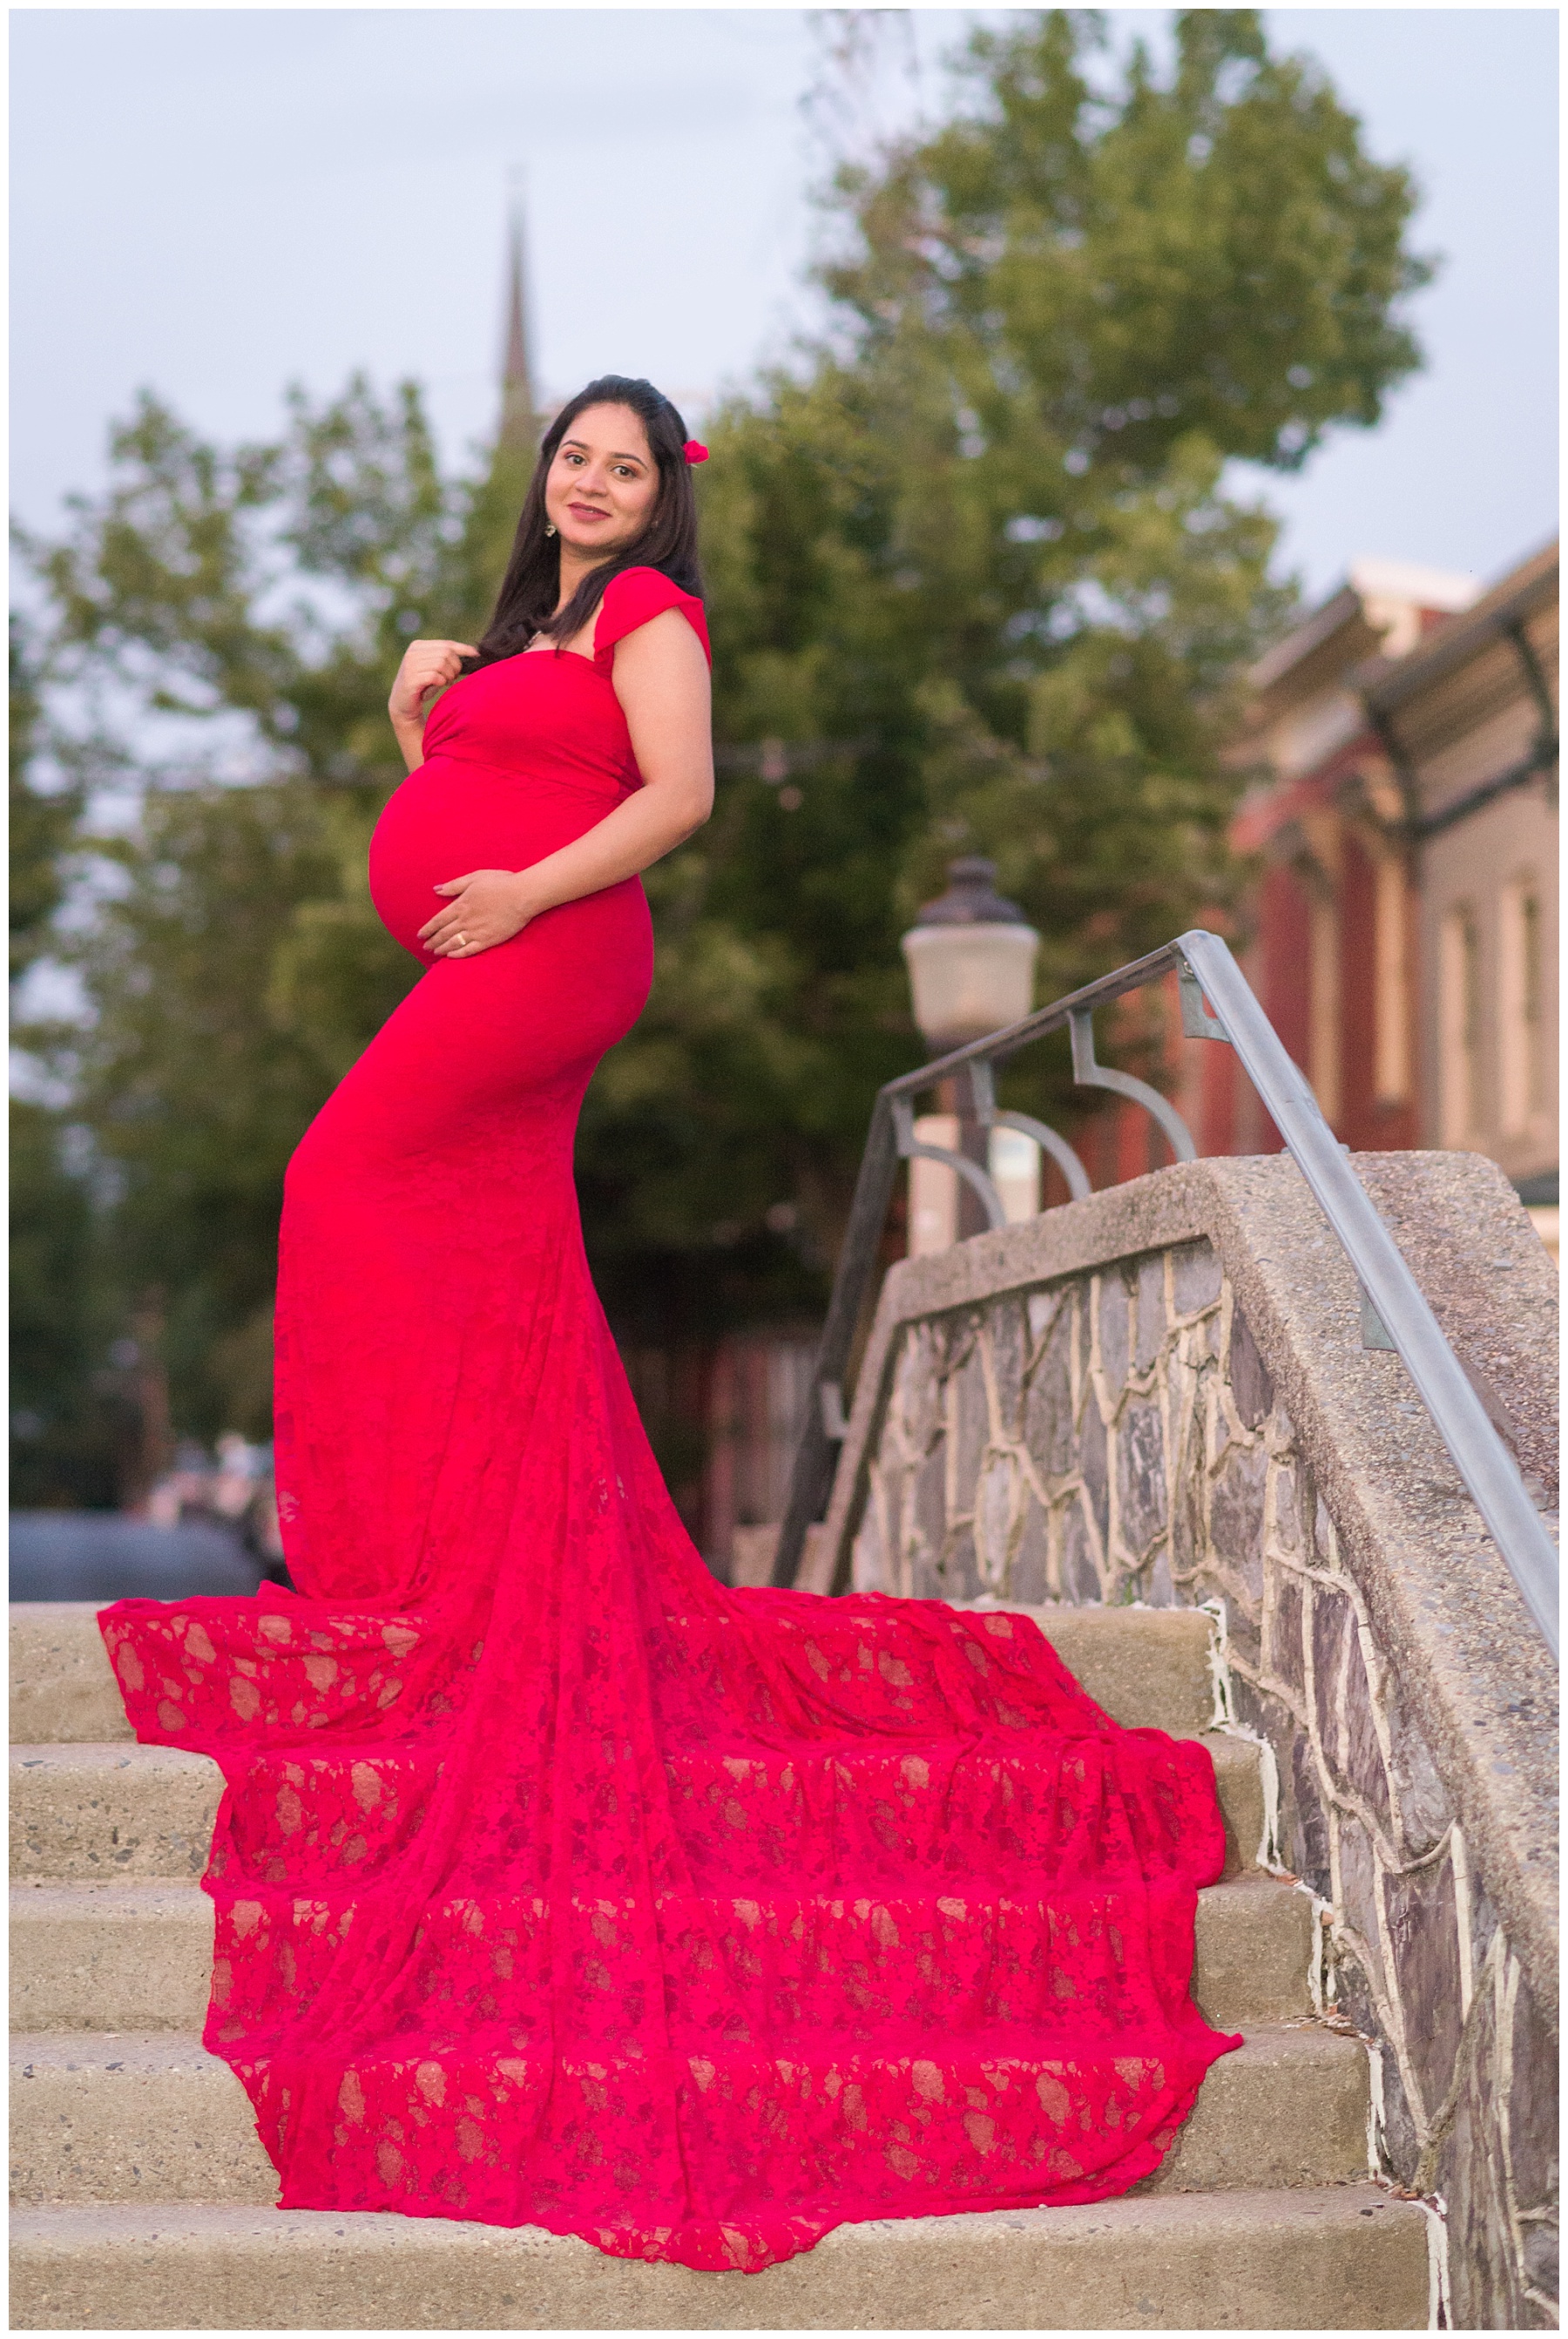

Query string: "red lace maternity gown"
[100, 566, 1239, 2272]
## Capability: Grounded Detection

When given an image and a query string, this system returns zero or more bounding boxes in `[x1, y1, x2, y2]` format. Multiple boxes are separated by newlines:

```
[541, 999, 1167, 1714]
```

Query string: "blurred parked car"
[9, 1510, 267, 1601]
[145, 1433, 285, 1563]
[10, 1433, 290, 1601]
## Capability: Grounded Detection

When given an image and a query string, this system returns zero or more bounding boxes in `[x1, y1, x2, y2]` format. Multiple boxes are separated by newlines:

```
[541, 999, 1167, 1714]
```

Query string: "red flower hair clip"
[682, 440, 709, 465]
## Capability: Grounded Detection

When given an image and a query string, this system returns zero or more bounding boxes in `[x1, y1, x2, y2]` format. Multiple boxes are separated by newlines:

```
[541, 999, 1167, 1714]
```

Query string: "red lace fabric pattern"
[100, 570, 1239, 2272]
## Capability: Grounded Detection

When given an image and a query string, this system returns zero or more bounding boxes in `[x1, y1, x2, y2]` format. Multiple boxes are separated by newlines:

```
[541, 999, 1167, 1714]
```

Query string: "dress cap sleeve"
[592, 567, 711, 670]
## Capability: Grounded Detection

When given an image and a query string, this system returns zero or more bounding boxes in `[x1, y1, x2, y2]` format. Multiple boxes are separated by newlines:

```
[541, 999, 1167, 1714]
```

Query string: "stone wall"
[816, 1153, 1558, 2330]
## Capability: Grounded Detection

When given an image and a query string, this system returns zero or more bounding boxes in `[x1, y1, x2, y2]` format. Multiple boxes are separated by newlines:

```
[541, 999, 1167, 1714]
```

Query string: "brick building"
[1200, 541, 1558, 1247]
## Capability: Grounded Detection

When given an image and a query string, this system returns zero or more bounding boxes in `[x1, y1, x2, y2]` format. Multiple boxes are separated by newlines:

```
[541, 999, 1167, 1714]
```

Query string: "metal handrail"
[771, 928, 1558, 1662]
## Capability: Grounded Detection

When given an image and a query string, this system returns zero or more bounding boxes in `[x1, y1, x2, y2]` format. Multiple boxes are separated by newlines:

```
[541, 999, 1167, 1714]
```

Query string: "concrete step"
[13, 1606, 1260, 1873]
[11, 1883, 214, 2031]
[1192, 1879, 1315, 2025]
[10, 2033, 277, 2207]
[995, 1610, 1272, 1883]
[9, 1874, 1314, 2036]
[11, 1730, 1267, 1889]
[10, 1744, 223, 1881]
[10, 1600, 1222, 1747]
[1140, 2025, 1367, 2194]
[8, 2187, 1429, 2329]
[9, 2023, 1366, 2212]
[1201, 1733, 1266, 1881]
[1020, 1605, 1218, 1739]
[10, 1604, 133, 1747]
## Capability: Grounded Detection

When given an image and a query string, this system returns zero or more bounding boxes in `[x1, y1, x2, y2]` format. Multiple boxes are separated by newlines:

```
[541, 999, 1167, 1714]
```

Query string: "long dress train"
[101, 568, 1239, 2273]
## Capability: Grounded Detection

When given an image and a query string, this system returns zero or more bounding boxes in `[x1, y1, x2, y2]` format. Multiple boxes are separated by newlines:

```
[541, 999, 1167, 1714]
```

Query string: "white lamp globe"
[901, 859, 1040, 1051]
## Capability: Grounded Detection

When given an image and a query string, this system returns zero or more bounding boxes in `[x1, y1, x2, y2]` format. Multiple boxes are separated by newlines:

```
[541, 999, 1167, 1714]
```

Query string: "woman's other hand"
[389, 639, 478, 771]
[418, 870, 537, 958]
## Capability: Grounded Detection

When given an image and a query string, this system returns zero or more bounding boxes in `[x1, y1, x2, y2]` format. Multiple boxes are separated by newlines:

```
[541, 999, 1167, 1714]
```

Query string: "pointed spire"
[498, 189, 537, 458]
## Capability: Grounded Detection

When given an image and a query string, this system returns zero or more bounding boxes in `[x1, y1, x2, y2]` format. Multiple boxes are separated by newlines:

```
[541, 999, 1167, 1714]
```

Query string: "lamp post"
[901, 859, 1041, 1246]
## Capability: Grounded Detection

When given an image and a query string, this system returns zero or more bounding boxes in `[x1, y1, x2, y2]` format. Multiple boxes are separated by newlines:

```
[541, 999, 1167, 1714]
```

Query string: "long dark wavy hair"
[467, 375, 703, 672]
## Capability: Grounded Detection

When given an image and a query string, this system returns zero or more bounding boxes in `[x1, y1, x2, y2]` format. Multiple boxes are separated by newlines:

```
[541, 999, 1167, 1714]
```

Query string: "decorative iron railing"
[771, 929, 1559, 1660]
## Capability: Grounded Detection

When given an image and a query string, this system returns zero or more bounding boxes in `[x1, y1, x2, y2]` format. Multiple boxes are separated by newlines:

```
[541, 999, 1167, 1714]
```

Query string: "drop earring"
[544, 523, 557, 537]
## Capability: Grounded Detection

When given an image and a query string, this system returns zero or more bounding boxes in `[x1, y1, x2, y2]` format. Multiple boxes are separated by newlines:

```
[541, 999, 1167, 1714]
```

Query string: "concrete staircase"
[10, 1600, 1431, 2329]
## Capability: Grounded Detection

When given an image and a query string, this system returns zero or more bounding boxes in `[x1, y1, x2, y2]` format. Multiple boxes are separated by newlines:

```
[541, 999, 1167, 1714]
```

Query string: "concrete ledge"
[8, 2187, 1429, 2329]
[10, 1745, 224, 1880]
[10, 1603, 132, 1744]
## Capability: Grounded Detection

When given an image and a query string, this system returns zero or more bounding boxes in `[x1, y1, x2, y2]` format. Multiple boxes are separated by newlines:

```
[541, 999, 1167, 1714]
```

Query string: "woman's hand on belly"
[418, 869, 537, 958]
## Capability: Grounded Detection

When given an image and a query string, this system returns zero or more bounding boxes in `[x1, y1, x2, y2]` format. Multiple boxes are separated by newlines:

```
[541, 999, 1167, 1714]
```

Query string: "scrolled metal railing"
[771, 928, 1559, 1662]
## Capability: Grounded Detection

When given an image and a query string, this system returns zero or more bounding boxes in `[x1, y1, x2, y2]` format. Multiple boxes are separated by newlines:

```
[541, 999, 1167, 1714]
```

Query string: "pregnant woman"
[100, 375, 1238, 2272]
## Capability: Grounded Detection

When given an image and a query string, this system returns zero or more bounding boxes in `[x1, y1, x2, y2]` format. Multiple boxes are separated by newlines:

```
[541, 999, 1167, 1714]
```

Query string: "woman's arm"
[388, 639, 479, 774]
[418, 609, 713, 957]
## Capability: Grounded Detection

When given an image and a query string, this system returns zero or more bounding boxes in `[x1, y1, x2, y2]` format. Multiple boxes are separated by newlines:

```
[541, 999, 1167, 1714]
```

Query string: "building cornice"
[1354, 541, 1558, 717]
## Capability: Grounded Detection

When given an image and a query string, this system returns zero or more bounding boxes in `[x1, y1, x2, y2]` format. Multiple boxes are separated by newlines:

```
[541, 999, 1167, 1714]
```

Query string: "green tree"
[10, 612, 136, 1503]
[632, 5, 1427, 1233]
[15, 378, 460, 1451]
[10, 612, 81, 983]
[9, 1097, 138, 1508]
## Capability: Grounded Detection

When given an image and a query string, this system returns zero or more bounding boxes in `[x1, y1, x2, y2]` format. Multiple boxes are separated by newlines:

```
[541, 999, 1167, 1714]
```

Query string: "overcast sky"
[10, 7, 1558, 603]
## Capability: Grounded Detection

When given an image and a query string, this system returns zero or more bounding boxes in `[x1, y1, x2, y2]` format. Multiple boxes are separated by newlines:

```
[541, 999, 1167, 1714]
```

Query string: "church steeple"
[497, 197, 537, 457]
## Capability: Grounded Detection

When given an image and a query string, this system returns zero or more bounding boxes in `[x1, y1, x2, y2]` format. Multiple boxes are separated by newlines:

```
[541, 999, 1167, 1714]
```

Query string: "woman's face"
[544, 403, 659, 559]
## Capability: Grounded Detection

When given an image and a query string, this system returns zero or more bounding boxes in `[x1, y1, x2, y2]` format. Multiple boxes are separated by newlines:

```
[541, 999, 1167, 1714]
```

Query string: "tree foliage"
[11, 613, 133, 1502]
[14, 10, 1429, 1475]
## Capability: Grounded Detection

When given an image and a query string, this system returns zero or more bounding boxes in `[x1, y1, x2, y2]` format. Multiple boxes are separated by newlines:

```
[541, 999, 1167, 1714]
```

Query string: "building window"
[1438, 905, 1483, 1146]
[1373, 848, 1410, 1105]
[1498, 880, 1544, 1133]
[1308, 887, 1342, 1126]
